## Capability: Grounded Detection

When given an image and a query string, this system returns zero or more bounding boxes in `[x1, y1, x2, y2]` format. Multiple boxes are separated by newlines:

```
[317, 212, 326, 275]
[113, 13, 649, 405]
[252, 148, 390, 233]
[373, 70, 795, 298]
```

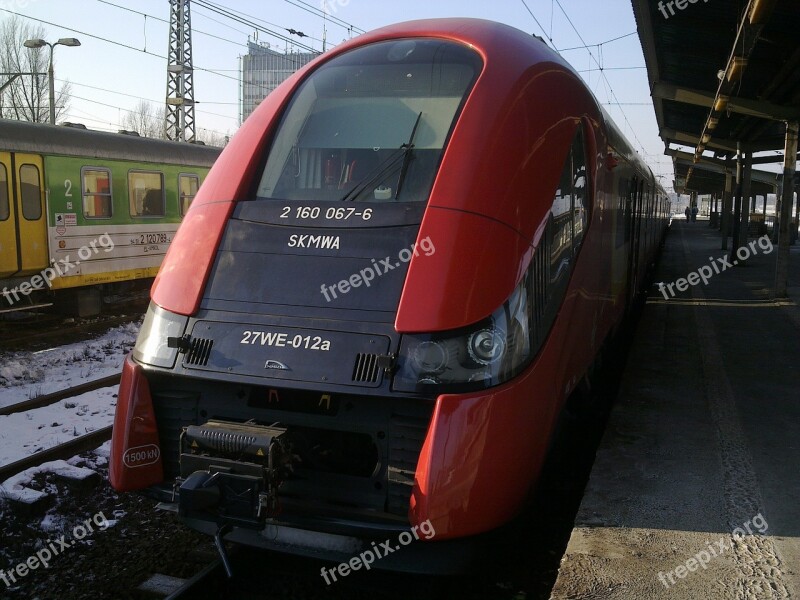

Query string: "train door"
[0, 152, 16, 277]
[627, 179, 643, 307]
[10, 154, 48, 275]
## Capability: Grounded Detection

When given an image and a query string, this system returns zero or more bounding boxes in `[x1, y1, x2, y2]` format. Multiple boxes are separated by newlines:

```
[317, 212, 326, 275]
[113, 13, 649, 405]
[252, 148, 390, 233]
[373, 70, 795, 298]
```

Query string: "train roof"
[0, 119, 220, 167]
[601, 106, 665, 193]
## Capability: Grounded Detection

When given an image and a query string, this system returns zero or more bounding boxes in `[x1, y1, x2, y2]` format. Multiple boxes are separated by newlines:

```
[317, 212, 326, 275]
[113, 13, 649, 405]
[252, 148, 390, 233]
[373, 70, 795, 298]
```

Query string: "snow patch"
[0, 388, 117, 467]
[0, 459, 95, 503]
[0, 321, 140, 409]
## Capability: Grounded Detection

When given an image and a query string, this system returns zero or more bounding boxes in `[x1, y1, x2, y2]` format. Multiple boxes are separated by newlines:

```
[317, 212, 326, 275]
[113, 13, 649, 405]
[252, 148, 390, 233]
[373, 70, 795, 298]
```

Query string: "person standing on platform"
[685, 206, 691, 221]
[691, 205, 698, 222]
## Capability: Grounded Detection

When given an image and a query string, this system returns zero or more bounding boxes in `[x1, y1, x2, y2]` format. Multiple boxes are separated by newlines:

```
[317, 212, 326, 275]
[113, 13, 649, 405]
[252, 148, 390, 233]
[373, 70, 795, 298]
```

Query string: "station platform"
[550, 220, 800, 599]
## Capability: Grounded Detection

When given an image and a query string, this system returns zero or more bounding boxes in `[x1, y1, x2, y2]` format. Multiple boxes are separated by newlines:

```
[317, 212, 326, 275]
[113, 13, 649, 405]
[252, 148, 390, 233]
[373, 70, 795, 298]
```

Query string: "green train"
[0, 119, 220, 315]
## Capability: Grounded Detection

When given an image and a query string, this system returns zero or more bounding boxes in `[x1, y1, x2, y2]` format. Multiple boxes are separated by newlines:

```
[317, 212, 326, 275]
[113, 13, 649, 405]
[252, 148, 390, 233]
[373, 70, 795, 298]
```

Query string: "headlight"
[393, 278, 533, 393]
[411, 340, 450, 373]
[467, 328, 506, 365]
[132, 303, 189, 368]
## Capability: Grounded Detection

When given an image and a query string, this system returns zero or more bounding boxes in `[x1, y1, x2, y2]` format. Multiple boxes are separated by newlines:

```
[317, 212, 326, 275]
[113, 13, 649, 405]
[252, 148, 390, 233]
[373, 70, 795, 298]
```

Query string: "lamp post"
[22, 37, 81, 124]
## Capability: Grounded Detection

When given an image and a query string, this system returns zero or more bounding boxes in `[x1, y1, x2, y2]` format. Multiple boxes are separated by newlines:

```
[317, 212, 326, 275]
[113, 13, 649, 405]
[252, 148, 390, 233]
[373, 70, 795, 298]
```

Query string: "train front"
[110, 19, 597, 572]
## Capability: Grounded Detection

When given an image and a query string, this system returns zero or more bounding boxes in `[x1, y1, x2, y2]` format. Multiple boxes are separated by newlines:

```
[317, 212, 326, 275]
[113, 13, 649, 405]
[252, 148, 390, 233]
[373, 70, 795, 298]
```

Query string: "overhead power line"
[520, 0, 557, 49]
[553, 0, 649, 157]
[0, 6, 276, 95]
[193, 0, 318, 54]
[194, 0, 327, 46]
[284, 0, 365, 35]
[517, 0, 657, 171]
[97, 0, 329, 50]
[56, 78, 238, 122]
[96, 0, 260, 50]
[559, 31, 637, 51]
[577, 66, 646, 72]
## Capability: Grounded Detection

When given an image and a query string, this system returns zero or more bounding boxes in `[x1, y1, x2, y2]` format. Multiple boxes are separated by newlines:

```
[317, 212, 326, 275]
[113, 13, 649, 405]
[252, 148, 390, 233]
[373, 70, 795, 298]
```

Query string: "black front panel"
[149, 375, 434, 523]
[203, 201, 427, 316]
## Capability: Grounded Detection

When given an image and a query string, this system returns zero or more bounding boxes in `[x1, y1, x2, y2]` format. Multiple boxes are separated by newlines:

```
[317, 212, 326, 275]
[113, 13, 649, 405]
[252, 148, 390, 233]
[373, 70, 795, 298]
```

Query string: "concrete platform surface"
[551, 221, 800, 599]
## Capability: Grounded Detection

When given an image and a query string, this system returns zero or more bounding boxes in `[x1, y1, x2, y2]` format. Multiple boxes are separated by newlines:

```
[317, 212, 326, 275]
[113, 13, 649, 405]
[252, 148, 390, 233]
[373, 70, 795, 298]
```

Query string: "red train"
[110, 18, 669, 572]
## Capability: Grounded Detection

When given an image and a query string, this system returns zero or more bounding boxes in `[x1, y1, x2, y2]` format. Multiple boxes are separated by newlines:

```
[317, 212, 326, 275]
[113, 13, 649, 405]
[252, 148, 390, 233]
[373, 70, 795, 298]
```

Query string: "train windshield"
[256, 39, 482, 202]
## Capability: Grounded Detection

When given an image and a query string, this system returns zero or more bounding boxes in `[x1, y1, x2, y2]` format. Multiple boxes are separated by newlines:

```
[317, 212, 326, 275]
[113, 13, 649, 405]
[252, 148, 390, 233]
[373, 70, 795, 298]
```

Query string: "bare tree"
[122, 99, 167, 138]
[196, 128, 230, 147]
[122, 100, 227, 145]
[0, 16, 71, 122]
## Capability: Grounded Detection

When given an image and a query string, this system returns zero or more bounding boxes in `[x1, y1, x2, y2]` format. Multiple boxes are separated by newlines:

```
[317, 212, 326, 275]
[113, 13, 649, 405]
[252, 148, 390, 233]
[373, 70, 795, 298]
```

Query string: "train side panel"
[43, 155, 211, 291]
[0, 119, 219, 312]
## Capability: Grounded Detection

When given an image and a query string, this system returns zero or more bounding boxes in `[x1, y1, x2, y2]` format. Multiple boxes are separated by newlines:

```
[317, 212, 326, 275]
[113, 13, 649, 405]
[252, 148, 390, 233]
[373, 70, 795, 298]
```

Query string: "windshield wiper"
[340, 147, 407, 202]
[394, 112, 422, 199]
[340, 112, 423, 202]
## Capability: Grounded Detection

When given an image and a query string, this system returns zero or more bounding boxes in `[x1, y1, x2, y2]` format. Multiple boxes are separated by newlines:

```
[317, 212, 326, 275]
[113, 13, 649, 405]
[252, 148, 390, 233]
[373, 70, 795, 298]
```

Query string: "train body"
[0, 120, 219, 315]
[110, 19, 669, 571]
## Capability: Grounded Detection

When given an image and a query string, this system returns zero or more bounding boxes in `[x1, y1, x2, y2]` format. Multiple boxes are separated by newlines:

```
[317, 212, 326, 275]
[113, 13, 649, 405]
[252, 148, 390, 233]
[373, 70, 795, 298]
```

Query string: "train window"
[615, 176, 628, 249]
[179, 174, 199, 216]
[20, 164, 41, 221]
[256, 39, 482, 202]
[625, 176, 637, 244]
[550, 143, 573, 302]
[571, 128, 589, 252]
[0, 163, 8, 221]
[128, 171, 165, 217]
[547, 125, 590, 304]
[81, 167, 113, 219]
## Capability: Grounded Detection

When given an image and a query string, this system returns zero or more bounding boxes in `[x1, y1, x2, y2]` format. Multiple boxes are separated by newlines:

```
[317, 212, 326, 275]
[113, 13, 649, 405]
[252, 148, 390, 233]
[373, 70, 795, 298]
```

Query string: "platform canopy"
[670, 151, 777, 196]
[632, 0, 800, 193]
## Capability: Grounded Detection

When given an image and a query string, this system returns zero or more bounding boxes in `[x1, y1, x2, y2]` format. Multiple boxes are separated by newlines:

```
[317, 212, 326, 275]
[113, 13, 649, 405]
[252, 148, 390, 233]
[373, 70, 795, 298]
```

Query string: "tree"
[121, 100, 229, 146]
[196, 128, 230, 147]
[122, 99, 167, 138]
[0, 16, 72, 122]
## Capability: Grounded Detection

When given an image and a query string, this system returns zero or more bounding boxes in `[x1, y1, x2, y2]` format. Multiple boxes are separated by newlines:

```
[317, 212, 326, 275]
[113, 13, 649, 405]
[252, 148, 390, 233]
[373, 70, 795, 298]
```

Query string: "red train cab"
[110, 18, 669, 572]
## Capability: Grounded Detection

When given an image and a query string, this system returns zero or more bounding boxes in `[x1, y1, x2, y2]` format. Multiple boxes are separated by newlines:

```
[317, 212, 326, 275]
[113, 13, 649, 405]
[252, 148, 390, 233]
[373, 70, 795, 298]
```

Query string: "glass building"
[240, 42, 317, 123]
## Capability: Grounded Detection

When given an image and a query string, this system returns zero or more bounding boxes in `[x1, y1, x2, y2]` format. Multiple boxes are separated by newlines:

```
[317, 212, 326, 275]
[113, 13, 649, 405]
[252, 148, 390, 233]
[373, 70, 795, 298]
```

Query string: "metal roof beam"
[665, 148, 728, 169]
[750, 152, 800, 165]
[652, 81, 800, 121]
[660, 128, 738, 153]
[661, 128, 784, 153]
[666, 146, 796, 169]
[672, 156, 778, 186]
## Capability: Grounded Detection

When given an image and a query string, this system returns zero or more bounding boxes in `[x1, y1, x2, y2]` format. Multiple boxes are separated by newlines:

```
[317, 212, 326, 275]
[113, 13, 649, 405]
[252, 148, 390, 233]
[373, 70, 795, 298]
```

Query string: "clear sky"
[1, 0, 675, 190]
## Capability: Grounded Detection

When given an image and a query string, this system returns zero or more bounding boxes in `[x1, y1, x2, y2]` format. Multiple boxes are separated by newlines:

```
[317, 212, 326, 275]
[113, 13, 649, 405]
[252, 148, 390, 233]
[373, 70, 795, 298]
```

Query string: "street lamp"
[23, 37, 81, 124]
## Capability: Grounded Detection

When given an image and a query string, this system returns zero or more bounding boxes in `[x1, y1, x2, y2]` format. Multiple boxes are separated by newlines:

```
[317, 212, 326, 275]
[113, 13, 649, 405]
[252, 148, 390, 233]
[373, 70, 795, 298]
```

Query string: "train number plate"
[184, 321, 390, 387]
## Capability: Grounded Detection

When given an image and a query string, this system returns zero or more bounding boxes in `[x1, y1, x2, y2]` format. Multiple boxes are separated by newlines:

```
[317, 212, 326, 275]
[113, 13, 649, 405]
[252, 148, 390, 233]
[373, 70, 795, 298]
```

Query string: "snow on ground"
[0, 460, 97, 503]
[0, 321, 140, 410]
[0, 443, 120, 540]
[0, 387, 118, 467]
[0, 321, 140, 473]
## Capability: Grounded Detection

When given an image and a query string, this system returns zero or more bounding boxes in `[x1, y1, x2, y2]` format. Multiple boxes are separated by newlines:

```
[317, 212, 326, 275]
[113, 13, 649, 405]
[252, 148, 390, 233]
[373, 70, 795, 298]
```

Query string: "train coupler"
[177, 420, 296, 527]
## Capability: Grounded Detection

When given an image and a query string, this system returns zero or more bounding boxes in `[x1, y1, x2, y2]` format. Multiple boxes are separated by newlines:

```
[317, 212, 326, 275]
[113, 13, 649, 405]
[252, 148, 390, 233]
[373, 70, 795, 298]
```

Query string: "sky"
[0, 0, 675, 191]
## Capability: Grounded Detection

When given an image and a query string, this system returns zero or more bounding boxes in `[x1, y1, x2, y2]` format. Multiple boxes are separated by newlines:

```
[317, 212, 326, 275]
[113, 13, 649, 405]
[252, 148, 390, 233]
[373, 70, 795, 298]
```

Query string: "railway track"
[0, 426, 113, 483]
[0, 311, 144, 351]
[0, 374, 120, 417]
[0, 378, 119, 482]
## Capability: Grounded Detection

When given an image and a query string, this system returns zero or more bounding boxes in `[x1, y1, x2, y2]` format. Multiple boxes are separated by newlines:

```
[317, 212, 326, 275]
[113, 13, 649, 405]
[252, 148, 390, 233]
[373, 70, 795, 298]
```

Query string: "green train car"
[0, 119, 220, 315]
